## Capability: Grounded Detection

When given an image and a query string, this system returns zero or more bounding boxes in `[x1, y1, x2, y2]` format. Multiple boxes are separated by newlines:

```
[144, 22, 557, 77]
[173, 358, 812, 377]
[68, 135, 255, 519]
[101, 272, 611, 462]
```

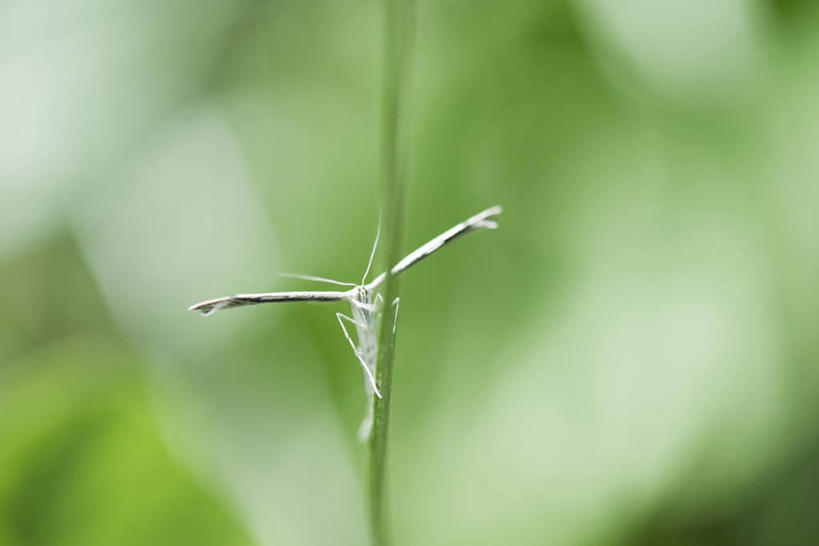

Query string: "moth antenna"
[278, 272, 357, 287]
[361, 213, 381, 284]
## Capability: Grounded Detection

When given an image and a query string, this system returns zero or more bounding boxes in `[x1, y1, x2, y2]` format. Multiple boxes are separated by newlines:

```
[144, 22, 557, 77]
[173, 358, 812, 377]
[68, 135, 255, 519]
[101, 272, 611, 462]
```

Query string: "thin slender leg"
[336, 313, 382, 398]
[391, 297, 400, 335]
[350, 298, 376, 313]
[337, 312, 365, 329]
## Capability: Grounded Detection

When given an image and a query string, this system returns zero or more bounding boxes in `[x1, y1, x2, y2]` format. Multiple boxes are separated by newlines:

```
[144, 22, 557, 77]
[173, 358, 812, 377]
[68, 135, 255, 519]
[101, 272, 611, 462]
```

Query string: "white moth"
[189, 205, 502, 440]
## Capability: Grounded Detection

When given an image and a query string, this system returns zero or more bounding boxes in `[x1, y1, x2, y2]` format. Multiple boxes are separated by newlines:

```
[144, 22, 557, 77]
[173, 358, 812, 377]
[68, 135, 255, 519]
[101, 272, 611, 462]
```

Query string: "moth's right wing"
[189, 290, 349, 316]
[390, 205, 502, 277]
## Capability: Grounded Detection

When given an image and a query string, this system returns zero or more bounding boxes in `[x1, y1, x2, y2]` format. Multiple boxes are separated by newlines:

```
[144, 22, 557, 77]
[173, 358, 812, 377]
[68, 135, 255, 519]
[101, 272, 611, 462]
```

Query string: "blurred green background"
[2, 0, 818, 544]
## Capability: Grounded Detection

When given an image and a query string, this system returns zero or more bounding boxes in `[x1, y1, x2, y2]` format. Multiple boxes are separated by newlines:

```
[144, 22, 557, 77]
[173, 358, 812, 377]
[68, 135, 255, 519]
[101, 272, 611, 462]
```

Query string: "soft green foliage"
[2, 1, 819, 545]
[0, 338, 252, 546]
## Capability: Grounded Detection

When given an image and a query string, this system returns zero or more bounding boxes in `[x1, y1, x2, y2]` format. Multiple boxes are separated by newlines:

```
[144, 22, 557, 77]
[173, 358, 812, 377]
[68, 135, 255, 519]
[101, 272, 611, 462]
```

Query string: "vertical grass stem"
[369, 0, 415, 544]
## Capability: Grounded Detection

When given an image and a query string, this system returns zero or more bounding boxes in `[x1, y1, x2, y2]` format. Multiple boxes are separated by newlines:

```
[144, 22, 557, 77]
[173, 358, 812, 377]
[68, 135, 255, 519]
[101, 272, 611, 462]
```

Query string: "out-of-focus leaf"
[0, 337, 252, 546]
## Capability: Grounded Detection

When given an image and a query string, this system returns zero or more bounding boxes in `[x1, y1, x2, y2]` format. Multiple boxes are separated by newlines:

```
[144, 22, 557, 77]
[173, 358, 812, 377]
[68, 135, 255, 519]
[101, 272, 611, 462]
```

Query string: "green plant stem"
[369, 0, 415, 544]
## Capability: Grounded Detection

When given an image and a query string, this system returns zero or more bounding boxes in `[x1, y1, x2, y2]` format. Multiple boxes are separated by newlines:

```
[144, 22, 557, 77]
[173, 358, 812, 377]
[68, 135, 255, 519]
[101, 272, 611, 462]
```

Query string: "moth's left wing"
[189, 290, 349, 316]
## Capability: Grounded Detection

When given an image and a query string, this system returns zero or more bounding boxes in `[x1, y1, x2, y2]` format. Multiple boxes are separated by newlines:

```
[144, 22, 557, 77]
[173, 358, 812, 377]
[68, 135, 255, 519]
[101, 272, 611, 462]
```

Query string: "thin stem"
[369, 0, 415, 544]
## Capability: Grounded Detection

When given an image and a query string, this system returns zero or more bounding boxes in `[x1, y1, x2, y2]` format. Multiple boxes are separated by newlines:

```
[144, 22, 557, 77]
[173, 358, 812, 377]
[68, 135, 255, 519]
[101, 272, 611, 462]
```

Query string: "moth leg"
[336, 313, 382, 399]
[337, 312, 365, 329]
[391, 297, 400, 335]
